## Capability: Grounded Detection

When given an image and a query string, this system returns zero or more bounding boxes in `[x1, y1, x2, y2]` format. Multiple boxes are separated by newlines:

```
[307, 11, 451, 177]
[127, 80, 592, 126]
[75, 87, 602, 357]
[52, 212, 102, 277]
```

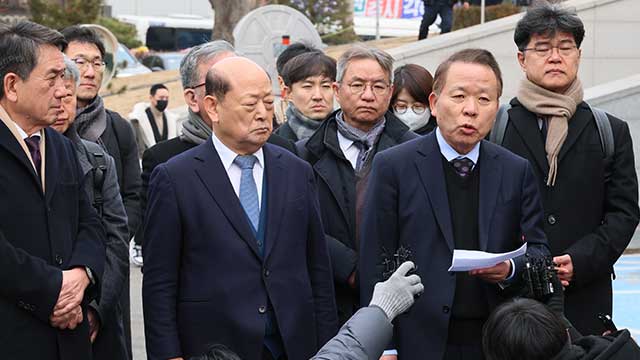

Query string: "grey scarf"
[75, 96, 107, 143]
[285, 103, 322, 141]
[335, 111, 386, 172]
[180, 109, 212, 145]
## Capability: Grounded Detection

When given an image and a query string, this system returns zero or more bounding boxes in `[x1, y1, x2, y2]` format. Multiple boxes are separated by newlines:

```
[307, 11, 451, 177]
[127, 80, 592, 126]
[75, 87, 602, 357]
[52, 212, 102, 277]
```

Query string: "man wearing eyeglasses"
[61, 25, 142, 360]
[495, 3, 639, 335]
[297, 45, 417, 327]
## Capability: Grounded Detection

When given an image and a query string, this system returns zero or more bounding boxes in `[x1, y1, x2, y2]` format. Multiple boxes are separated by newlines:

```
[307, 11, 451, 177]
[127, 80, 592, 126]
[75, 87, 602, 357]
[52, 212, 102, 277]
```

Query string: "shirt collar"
[211, 131, 264, 171]
[435, 127, 480, 164]
[336, 130, 356, 153]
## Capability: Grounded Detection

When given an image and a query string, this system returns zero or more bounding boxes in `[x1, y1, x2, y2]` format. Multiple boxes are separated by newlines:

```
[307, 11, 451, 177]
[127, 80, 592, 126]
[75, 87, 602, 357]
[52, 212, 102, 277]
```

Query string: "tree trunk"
[209, 0, 261, 44]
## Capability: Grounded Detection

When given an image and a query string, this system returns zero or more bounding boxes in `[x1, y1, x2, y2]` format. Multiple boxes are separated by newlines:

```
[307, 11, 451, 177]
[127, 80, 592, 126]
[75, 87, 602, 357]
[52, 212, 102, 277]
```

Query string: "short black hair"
[205, 68, 231, 102]
[514, 3, 585, 52]
[275, 41, 319, 75]
[150, 83, 168, 96]
[281, 52, 336, 87]
[0, 21, 67, 99]
[482, 298, 568, 360]
[189, 344, 242, 360]
[391, 64, 434, 107]
[61, 25, 106, 58]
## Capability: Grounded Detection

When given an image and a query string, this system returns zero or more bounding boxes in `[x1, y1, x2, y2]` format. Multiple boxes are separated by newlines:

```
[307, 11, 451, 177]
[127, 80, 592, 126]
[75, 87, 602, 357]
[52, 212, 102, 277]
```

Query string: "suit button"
[55, 254, 63, 266]
[263, 269, 270, 277]
[258, 305, 267, 314]
[442, 306, 450, 314]
[547, 214, 557, 225]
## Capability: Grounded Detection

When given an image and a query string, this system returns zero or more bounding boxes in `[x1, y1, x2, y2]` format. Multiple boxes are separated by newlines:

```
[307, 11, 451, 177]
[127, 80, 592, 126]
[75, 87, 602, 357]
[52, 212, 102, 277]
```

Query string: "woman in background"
[391, 64, 437, 135]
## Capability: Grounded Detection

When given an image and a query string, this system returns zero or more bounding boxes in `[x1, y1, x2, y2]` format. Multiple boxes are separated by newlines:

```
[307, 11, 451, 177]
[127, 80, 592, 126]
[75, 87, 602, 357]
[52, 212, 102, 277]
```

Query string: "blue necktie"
[234, 155, 260, 232]
[451, 157, 474, 178]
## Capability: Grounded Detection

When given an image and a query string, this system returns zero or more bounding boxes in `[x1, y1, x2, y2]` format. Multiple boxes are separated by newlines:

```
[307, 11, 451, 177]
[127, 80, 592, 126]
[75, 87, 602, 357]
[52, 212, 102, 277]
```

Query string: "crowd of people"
[1, 2, 639, 360]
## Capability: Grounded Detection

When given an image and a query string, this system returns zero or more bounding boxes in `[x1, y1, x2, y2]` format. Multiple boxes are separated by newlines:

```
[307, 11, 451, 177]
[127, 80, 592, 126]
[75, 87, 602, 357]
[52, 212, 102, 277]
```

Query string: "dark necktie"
[451, 157, 474, 178]
[24, 136, 41, 177]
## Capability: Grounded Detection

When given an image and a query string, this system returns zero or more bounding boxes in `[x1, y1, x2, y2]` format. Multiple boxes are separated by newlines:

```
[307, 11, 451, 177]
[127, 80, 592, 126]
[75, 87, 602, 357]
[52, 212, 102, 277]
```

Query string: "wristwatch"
[85, 266, 96, 286]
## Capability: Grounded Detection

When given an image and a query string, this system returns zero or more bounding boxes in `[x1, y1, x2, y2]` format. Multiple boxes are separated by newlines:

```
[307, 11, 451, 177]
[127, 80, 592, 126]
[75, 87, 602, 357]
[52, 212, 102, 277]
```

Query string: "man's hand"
[49, 305, 83, 330]
[87, 307, 100, 343]
[380, 355, 397, 360]
[553, 254, 574, 287]
[53, 267, 90, 318]
[469, 260, 511, 283]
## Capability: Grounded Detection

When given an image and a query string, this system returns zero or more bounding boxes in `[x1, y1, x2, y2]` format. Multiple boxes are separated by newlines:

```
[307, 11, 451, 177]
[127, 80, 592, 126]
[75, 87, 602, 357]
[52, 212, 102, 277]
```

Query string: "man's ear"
[428, 91, 438, 118]
[517, 51, 527, 72]
[3, 73, 20, 103]
[277, 75, 286, 96]
[183, 89, 199, 113]
[281, 85, 291, 100]
[203, 94, 219, 124]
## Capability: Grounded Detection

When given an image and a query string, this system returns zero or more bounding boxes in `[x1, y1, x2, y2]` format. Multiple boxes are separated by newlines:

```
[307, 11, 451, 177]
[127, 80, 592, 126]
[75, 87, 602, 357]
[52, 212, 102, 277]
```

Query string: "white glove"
[369, 261, 423, 321]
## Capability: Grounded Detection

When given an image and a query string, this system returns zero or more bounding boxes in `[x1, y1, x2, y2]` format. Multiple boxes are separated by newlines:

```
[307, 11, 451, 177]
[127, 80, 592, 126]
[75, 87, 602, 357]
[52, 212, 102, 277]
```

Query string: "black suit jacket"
[137, 133, 296, 249]
[359, 133, 550, 359]
[296, 111, 418, 325]
[142, 138, 337, 360]
[0, 123, 106, 359]
[499, 99, 640, 334]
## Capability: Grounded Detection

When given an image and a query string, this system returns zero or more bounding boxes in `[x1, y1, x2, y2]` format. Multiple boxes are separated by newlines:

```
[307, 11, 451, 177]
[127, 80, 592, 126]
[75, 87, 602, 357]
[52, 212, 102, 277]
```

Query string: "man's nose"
[462, 97, 478, 117]
[360, 85, 375, 101]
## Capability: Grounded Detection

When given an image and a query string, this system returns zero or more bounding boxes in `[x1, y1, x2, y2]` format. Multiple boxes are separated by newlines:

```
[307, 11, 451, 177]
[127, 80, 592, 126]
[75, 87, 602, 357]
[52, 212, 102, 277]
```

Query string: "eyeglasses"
[523, 44, 578, 58]
[72, 57, 106, 73]
[345, 81, 390, 96]
[189, 82, 206, 90]
[394, 103, 427, 114]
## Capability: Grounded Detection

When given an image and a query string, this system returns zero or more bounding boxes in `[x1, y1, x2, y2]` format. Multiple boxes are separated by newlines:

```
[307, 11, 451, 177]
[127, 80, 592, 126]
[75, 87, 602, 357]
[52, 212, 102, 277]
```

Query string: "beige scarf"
[517, 78, 583, 186]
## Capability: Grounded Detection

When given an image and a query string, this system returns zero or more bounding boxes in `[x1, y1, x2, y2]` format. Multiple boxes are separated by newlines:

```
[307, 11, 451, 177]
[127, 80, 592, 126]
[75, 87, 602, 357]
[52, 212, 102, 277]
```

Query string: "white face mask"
[395, 108, 431, 131]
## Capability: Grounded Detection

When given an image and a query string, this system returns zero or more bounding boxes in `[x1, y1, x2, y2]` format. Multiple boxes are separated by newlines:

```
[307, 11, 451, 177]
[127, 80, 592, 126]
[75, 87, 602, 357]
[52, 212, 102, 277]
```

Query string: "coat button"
[263, 269, 270, 277]
[18, 300, 25, 308]
[258, 305, 267, 314]
[547, 214, 557, 225]
[55, 254, 63, 266]
[442, 305, 450, 314]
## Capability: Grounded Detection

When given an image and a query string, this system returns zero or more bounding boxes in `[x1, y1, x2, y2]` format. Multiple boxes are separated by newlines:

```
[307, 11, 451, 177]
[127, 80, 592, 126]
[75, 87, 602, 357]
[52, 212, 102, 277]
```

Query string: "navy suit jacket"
[142, 137, 338, 360]
[0, 124, 105, 359]
[359, 132, 549, 360]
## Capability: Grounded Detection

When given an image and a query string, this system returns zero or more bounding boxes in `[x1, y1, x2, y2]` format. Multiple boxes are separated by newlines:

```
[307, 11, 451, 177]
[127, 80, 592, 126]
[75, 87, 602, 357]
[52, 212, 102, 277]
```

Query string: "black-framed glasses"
[346, 81, 390, 96]
[394, 103, 428, 114]
[71, 57, 106, 73]
[188, 82, 206, 90]
[522, 44, 578, 57]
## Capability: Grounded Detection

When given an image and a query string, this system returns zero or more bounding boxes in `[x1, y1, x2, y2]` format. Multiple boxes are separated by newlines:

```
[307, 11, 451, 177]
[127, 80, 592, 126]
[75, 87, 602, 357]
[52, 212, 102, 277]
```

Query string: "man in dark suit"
[142, 56, 338, 360]
[0, 21, 105, 359]
[137, 41, 296, 267]
[499, 4, 639, 335]
[359, 49, 550, 360]
[297, 45, 417, 327]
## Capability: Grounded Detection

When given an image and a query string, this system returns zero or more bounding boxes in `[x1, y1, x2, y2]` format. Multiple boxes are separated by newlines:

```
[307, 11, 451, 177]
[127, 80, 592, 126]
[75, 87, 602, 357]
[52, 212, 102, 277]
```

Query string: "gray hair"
[179, 40, 235, 89]
[63, 55, 80, 88]
[0, 21, 66, 99]
[336, 44, 394, 84]
[514, 3, 585, 52]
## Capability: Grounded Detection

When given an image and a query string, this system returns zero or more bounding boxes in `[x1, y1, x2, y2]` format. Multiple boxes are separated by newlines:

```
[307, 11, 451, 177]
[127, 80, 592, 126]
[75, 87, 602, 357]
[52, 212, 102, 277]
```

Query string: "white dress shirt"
[337, 131, 360, 170]
[211, 132, 265, 210]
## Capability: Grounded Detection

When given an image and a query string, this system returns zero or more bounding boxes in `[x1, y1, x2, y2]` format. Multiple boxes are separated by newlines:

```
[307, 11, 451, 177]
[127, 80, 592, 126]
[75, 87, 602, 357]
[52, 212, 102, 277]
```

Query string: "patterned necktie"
[234, 155, 260, 231]
[24, 136, 41, 177]
[451, 157, 474, 178]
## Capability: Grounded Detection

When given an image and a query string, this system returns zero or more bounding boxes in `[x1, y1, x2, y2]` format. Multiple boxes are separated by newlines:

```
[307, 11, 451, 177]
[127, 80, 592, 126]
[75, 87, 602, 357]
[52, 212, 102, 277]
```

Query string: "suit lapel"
[478, 142, 502, 251]
[415, 134, 455, 253]
[0, 119, 42, 190]
[194, 138, 261, 259]
[263, 145, 286, 262]
[558, 103, 591, 162]
[509, 106, 549, 176]
[313, 155, 352, 232]
[44, 129, 60, 205]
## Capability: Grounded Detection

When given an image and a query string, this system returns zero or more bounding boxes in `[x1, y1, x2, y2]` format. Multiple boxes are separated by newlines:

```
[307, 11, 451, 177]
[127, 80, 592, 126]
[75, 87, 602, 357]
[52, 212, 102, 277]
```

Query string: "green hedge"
[453, 3, 522, 31]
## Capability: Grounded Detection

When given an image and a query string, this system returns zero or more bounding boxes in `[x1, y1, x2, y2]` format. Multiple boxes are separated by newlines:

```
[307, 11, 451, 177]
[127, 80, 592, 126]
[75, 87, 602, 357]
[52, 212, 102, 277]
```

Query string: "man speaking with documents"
[359, 49, 550, 360]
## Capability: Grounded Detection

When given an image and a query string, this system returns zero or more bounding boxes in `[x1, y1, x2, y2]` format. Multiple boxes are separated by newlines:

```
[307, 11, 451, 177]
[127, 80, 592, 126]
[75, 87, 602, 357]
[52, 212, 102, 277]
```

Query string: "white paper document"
[448, 243, 527, 272]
